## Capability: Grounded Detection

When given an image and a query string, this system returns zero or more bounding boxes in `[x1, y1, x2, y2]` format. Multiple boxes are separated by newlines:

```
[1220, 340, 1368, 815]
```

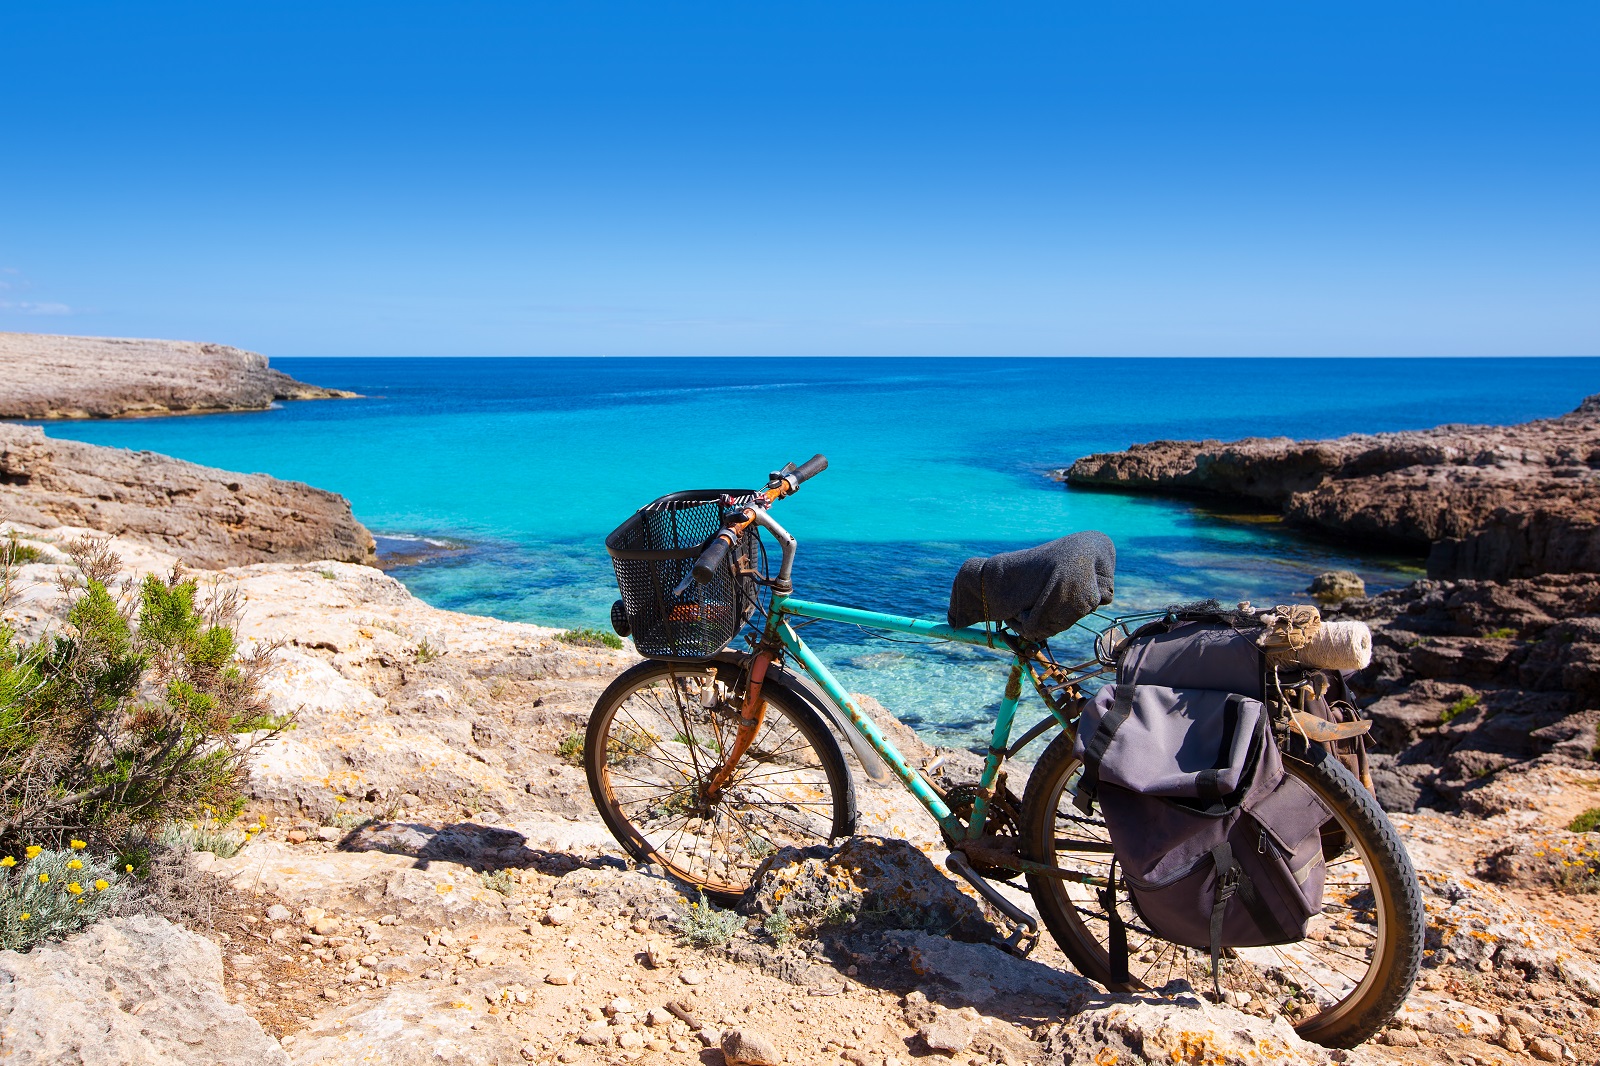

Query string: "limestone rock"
[0, 915, 288, 1066]
[1042, 991, 1375, 1066]
[742, 836, 995, 941]
[720, 1027, 782, 1065]
[1309, 570, 1366, 601]
[1064, 393, 1600, 581]
[919, 1006, 981, 1053]
[285, 982, 523, 1065]
[0, 423, 374, 567]
[0, 330, 354, 419]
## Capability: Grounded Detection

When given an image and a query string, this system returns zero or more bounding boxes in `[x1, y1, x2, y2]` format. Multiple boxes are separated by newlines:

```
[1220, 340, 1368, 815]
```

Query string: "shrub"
[677, 892, 743, 947]
[1571, 808, 1600, 834]
[0, 539, 286, 847]
[480, 869, 516, 895]
[1440, 692, 1481, 723]
[0, 844, 124, 951]
[558, 628, 623, 651]
[2, 533, 42, 566]
[155, 815, 248, 859]
[556, 730, 585, 765]
[1480, 627, 1517, 640]
[763, 905, 794, 947]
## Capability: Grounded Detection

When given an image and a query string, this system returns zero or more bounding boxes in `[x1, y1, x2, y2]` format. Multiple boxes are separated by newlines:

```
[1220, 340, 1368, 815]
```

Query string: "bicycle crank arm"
[951, 841, 1114, 888]
[945, 851, 1039, 957]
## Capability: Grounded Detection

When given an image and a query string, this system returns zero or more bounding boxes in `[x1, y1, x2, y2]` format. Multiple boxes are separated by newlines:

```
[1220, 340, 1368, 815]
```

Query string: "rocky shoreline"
[0, 331, 355, 420]
[0, 423, 376, 568]
[1060, 394, 1600, 580]
[1, 362, 1597, 1065]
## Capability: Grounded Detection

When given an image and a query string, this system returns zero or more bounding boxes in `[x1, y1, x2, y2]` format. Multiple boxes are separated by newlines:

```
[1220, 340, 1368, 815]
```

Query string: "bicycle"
[584, 455, 1424, 1049]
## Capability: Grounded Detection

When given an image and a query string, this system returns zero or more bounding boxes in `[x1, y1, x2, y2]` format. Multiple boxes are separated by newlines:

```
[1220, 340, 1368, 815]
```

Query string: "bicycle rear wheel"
[1021, 732, 1423, 1048]
[586, 657, 854, 905]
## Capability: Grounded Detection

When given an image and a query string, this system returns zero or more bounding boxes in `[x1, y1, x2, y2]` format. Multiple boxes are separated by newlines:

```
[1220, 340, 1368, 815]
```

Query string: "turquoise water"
[28, 357, 1599, 747]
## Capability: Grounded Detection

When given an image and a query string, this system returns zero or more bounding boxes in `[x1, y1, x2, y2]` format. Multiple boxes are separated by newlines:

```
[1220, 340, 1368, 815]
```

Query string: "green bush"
[2, 533, 42, 566]
[1440, 692, 1481, 723]
[0, 539, 287, 847]
[1571, 808, 1600, 834]
[558, 628, 623, 651]
[0, 844, 124, 951]
[1479, 627, 1518, 640]
[677, 892, 744, 947]
[556, 730, 585, 765]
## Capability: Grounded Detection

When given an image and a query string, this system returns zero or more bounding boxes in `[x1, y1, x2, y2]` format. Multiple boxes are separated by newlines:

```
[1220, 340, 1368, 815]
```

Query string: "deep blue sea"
[29, 357, 1600, 748]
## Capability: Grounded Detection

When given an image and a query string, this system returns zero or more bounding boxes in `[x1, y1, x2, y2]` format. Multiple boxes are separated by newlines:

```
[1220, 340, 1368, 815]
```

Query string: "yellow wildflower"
[18, 913, 28, 921]
[38, 872, 48, 884]
[25, 845, 41, 859]
[67, 858, 83, 870]
[94, 879, 109, 891]
[336, 796, 348, 803]
[125, 864, 134, 873]
[0, 856, 14, 867]
[69, 839, 86, 850]
[66, 882, 82, 895]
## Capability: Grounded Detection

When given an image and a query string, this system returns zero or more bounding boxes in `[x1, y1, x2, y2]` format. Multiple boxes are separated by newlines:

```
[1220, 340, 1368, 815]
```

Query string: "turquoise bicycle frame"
[761, 592, 1077, 845]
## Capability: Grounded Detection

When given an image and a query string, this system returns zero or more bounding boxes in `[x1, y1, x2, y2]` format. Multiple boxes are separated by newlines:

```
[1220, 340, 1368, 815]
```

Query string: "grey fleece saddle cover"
[946, 531, 1115, 642]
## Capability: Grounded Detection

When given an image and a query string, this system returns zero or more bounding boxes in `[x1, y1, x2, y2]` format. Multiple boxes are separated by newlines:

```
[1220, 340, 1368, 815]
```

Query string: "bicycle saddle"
[946, 531, 1115, 642]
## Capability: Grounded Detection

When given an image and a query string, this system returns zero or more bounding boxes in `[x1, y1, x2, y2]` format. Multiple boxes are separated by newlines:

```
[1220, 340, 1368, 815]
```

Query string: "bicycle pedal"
[992, 924, 1039, 959]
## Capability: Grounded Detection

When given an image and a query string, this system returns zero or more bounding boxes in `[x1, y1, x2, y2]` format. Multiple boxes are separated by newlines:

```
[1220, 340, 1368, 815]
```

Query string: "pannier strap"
[1075, 684, 1135, 814]
[1206, 841, 1295, 999]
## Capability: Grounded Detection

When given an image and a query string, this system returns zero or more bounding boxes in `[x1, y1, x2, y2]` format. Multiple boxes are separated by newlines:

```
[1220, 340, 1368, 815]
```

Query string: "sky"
[1, 3, 1596, 358]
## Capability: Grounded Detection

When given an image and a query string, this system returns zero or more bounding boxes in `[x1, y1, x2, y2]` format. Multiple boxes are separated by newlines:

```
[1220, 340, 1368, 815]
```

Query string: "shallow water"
[32, 356, 1598, 747]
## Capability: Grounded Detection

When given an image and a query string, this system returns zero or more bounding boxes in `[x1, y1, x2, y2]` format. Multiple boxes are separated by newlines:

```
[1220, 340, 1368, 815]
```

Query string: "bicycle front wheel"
[1021, 733, 1424, 1048]
[586, 657, 854, 905]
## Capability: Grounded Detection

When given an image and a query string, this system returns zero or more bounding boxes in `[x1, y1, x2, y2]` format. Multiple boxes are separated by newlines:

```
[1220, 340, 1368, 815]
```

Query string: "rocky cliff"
[0, 331, 354, 419]
[1062, 394, 1600, 581]
[0, 424, 375, 567]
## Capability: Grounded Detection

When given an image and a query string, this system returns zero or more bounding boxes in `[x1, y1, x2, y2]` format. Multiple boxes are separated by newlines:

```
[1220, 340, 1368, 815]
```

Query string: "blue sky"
[2, 3, 1596, 357]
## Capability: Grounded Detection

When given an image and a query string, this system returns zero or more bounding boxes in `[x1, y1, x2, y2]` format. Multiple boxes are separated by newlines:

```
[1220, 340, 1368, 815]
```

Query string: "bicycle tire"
[1021, 731, 1423, 1048]
[586, 657, 855, 906]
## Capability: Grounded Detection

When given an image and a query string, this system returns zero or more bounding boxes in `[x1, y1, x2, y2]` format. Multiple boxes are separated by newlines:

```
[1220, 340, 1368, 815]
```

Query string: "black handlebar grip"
[692, 534, 734, 585]
[793, 453, 829, 484]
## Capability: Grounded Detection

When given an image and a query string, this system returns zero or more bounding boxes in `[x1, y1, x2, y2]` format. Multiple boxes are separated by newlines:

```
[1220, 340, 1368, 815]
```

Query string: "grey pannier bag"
[1073, 633, 1334, 993]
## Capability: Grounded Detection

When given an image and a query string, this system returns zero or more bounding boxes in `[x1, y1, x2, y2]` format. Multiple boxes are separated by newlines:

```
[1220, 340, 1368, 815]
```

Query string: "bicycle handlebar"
[687, 454, 827, 586]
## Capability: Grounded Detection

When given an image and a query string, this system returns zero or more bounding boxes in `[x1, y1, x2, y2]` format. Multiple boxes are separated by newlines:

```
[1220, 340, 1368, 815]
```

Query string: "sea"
[30, 357, 1600, 749]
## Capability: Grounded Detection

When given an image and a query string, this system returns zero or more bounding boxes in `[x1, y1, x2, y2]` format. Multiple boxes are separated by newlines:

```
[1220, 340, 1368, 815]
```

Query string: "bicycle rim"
[586, 659, 848, 902]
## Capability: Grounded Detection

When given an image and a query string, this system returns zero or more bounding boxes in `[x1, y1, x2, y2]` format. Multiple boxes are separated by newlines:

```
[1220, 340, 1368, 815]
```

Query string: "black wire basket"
[605, 489, 764, 660]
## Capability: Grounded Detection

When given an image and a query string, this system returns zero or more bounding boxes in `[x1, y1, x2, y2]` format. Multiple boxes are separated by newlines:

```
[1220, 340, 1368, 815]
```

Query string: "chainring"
[941, 782, 1024, 881]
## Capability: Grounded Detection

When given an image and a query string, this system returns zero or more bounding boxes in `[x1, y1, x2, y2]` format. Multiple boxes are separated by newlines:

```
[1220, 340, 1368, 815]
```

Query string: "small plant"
[556, 730, 585, 765]
[1480, 627, 1517, 640]
[820, 899, 859, 927]
[1441, 692, 1481, 723]
[415, 640, 440, 663]
[2, 533, 42, 566]
[607, 723, 659, 763]
[487, 676, 509, 700]
[763, 905, 794, 947]
[558, 628, 623, 651]
[327, 809, 372, 830]
[677, 891, 743, 947]
[156, 812, 248, 859]
[318, 569, 337, 581]
[480, 868, 517, 895]
[0, 843, 124, 951]
[1570, 808, 1600, 834]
